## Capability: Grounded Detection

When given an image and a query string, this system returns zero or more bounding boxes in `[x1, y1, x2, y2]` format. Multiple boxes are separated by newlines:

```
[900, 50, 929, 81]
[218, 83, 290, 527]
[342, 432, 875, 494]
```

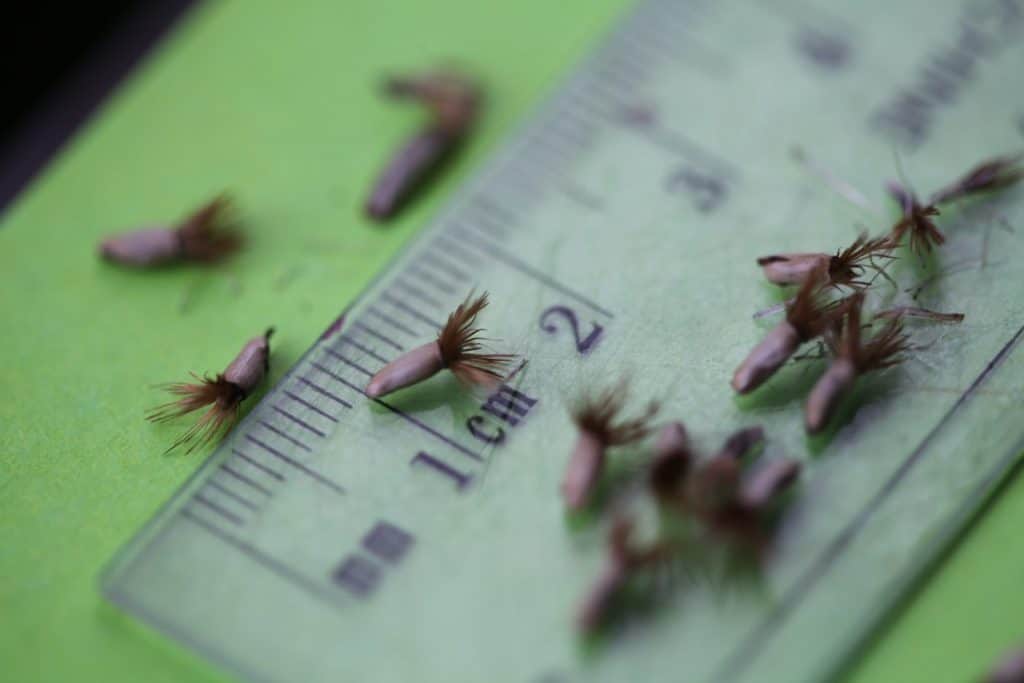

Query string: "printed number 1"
[540, 306, 603, 355]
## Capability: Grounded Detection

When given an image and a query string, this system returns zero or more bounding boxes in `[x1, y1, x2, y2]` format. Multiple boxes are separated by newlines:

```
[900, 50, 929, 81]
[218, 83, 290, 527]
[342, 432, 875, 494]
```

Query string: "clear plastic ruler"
[102, 0, 1024, 681]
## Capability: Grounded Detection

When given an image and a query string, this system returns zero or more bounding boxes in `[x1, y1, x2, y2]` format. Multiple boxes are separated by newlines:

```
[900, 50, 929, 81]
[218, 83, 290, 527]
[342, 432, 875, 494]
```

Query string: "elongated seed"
[562, 430, 605, 511]
[758, 253, 830, 285]
[365, 341, 445, 398]
[987, 646, 1024, 683]
[365, 128, 455, 220]
[654, 422, 688, 457]
[577, 559, 627, 633]
[649, 422, 691, 500]
[223, 330, 273, 394]
[740, 459, 801, 510]
[717, 425, 765, 460]
[732, 321, 801, 394]
[804, 357, 857, 434]
[688, 456, 741, 513]
[99, 227, 181, 267]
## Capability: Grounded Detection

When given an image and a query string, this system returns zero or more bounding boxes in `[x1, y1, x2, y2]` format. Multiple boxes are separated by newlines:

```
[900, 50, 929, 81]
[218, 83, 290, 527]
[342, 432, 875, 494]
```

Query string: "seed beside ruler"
[103, 0, 1024, 681]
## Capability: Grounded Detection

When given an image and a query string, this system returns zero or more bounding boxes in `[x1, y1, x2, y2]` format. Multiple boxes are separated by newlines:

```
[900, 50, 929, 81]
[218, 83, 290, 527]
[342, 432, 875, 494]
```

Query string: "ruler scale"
[103, 0, 1024, 681]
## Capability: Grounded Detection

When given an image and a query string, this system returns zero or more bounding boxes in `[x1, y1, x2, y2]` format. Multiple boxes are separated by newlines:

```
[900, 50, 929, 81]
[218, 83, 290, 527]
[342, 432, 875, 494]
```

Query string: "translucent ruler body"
[103, 0, 1024, 681]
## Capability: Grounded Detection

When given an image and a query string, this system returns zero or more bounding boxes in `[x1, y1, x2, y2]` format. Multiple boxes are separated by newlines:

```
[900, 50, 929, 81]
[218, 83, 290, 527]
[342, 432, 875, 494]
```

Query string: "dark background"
[0, 1, 194, 207]
[2, 2, 140, 149]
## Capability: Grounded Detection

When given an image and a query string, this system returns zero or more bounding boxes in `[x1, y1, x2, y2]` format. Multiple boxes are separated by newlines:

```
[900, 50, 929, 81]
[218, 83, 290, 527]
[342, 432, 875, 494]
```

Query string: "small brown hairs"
[437, 292, 516, 387]
[785, 267, 845, 340]
[572, 380, 660, 446]
[835, 294, 911, 372]
[827, 233, 896, 288]
[176, 194, 243, 263]
[146, 373, 246, 454]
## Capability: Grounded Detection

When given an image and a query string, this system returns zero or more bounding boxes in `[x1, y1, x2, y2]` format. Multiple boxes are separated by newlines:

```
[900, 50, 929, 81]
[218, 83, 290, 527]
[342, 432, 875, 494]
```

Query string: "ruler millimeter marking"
[102, 0, 1024, 681]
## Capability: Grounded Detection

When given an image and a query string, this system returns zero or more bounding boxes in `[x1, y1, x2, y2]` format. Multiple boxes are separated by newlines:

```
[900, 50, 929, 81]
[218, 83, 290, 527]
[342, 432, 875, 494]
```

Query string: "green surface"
[2, 0, 1024, 681]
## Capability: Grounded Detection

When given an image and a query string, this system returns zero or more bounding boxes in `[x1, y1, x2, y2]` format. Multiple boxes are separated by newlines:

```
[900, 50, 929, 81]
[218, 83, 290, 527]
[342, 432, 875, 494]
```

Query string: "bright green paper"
[4, 1, 1024, 682]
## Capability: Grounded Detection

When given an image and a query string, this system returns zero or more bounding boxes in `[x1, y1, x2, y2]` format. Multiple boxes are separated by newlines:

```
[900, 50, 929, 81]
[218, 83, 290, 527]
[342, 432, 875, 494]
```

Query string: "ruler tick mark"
[206, 479, 260, 511]
[380, 293, 443, 329]
[181, 510, 345, 610]
[461, 216, 505, 239]
[431, 236, 480, 266]
[283, 390, 339, 422]
[220, 463, 275, 494]
[374, 401, 483, 462]
[592, 56, 646, 88]
[310, 361, 481, 461]
[257, 420, 313, 452]
[393, 279, 443, 309]
[419, 251, 471, 282]
[229, 450, 285, 483]
[406, 265, 457, 295]
[298, 377, 353, 408]
[450, 228, 615, 318]
[245, 435, 346, 495]
[310, 362, 364, 393]
[193, 494, 245, 525]
[353, 322, 405, 352]
[635, 122, 739, 180]
[561, 184, 604, 212]
[323, 348, 376, 377]
[367, 307, 420, 337]
[334, 337, 389, 364]
[473, 194, 516, 221]
[272, 405, 327, 438]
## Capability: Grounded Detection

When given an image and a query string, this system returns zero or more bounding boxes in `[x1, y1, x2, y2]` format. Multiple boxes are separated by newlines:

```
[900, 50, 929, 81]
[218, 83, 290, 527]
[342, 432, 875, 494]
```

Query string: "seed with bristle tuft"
[739, 459, 801, 510]
[364, 292, 513, 398]
[365, 70, 481, 221]
[576, 517, 669, 633]
[648, 422, 692, 502]
[99, 195, 241, 267]
[757, 234, 896, 289]
[804, 294, 910, 434]
[886, 154, 1023, 256]
[562, 381, 659, 511]
[887, 181, 945, 254]
[929, 154, 1024, 205]
[757, 252, 831, 286]
[716, 425, 765, 461]
[733, 267, 843, 394]
[147, 328, 273, 454]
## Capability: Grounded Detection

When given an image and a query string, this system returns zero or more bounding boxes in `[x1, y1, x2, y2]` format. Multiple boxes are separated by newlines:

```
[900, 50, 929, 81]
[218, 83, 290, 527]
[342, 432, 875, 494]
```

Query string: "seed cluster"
[738, 154, 1021, 434]
[568, 413, 801, 633]
[567, 153, 1019, 636]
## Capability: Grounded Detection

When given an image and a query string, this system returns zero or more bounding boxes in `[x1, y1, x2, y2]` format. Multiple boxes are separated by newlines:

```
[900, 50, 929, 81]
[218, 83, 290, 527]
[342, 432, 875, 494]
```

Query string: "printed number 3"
[540, 306, 603, 355]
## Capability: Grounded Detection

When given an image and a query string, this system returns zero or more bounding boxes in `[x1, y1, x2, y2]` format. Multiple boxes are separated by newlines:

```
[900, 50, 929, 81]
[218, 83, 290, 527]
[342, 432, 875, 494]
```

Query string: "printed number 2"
[540, 306, 603, 355]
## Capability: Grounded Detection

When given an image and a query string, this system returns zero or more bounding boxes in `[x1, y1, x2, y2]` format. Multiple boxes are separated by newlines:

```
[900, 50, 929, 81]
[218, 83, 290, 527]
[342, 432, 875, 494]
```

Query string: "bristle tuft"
[176, 195, 243, 263]
[147, 373, 244, 454]
[572, 380, 659, 446]
[858, 319, 911, 372]
[829, 233, 896, 288]
[785, 267, 839, 339]
[833, 298, 910, 372]
[437, 292, 515, 388]
[930, 154, 1024, 205]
